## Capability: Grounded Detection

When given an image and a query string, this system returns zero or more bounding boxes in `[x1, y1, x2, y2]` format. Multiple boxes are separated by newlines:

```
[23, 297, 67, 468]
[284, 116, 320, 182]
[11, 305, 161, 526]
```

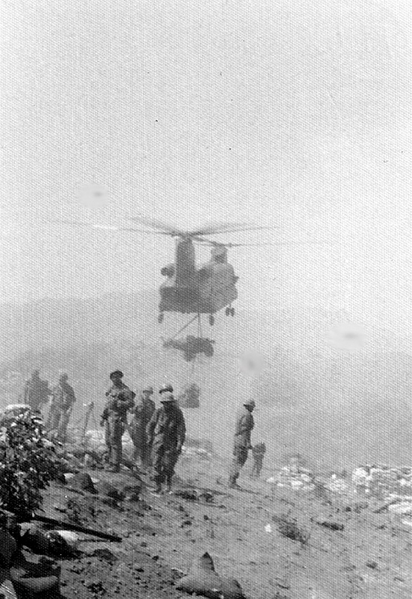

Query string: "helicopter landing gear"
[158, 312, 164, 324]
[209, 314, 215, 326]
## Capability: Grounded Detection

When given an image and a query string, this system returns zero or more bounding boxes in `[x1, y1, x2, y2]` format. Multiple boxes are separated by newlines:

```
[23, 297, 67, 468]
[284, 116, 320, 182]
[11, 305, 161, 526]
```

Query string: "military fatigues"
[101, 383, 135, 470]
[130, 395, 156, 467]
[229, 406, 255, 486]
[251, 442, 266, 478]
[146, 404, 186, 490]
[23, 376, 50, 411]
[47, 380, 76, 439]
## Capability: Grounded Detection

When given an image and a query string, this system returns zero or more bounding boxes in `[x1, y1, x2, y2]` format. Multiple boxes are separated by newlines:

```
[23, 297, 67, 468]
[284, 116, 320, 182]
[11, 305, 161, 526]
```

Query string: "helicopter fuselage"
[159, 238, 238, 315]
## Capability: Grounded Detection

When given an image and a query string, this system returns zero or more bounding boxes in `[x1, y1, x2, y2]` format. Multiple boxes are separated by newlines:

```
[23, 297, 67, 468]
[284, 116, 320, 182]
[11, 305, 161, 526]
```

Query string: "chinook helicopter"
[56, 215, 333, 333]
[127, 217, 271, 326]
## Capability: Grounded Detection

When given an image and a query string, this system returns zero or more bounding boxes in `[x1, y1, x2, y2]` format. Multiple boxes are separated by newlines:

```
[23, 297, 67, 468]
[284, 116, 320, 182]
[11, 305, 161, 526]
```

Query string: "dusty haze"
[1, 1, 412, 471]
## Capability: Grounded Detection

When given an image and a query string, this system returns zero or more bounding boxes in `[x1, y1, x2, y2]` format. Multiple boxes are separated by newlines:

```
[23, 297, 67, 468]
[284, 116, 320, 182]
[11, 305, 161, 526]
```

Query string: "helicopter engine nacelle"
[161, 264, 175, 278]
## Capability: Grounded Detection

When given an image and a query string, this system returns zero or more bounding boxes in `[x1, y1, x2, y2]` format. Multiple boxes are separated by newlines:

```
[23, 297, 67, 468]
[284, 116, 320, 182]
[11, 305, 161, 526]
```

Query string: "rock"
[388, 502, 412, 515]
[315, 519, 344, 531]
[53, 530, 80, 550]
[71, 472, 98, 494]
[121, 483, 142, 501]
[44, 531, 74, 557]
[84, 579, 105, 594]
[98, 481, 125, 501]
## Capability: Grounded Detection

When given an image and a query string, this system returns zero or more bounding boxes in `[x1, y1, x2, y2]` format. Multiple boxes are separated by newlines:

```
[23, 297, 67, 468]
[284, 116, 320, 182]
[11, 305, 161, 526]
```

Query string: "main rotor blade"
[128, 216, 277, 238]
[52, 219, 164, 234]
[189, 224, 277, 236]
[194, 239, 338, 247]
[128, 215, 187, 236]
[225, 241, 338, 248]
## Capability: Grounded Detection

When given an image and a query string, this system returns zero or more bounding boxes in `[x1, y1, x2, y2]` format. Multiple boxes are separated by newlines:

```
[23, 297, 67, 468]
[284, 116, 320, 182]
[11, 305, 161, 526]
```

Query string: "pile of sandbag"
[266, 465, 315, 492]
[352, 465, 412, 498]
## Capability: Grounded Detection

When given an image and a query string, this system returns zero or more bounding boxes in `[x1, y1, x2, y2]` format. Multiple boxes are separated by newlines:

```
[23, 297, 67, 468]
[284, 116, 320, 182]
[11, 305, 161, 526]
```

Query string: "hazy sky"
[1, 0, 411, 333]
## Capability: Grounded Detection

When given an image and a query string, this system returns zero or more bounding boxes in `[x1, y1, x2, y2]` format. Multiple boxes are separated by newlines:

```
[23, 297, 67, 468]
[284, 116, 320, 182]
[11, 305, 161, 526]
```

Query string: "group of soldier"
[23, 369, 266, 493]
[22, 370, 76, 441]
[101, 370, 186, 494]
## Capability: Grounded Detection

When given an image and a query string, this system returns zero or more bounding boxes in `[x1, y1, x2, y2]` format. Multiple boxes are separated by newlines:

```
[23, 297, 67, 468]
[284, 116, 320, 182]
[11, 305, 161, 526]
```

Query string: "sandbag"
[10, 558, 60, 596]
[10, 569, 58, 594]
[176, 552, 245, 599]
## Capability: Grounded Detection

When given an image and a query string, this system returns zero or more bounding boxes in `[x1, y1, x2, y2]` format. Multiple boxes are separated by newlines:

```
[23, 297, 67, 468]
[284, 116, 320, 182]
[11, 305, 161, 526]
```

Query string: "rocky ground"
[25, 452, 412, 599]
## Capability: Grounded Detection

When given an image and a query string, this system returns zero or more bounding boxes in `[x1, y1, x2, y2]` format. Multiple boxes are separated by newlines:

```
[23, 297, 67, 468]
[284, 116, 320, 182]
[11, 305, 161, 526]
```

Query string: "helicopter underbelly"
[159, 279, 237, 314]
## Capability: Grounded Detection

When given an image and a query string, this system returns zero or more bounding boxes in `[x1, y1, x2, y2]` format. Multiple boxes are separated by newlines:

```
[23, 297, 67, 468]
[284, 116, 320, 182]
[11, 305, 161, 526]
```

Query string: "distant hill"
[1, 292, 411, 471]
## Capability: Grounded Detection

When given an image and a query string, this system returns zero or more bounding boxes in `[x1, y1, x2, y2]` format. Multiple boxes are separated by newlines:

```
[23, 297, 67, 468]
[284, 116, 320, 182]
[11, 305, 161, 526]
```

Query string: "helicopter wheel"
[230, 308, 235, 317]
[158, 313, 164, 324]
[225, 307, 231, 316]
[209, 314, 215, 326]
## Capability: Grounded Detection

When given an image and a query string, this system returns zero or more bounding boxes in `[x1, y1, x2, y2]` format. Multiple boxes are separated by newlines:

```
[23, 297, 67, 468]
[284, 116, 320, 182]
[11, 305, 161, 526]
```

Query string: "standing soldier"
[23, 370, 51, 411]
[47, 372, 76, 441]
[228, 399, 255, 489]
[100, 371, 135, 473]
[146, 391, 186, 495]
[130, 385, 156, 468]
[251, 441, 266, 478]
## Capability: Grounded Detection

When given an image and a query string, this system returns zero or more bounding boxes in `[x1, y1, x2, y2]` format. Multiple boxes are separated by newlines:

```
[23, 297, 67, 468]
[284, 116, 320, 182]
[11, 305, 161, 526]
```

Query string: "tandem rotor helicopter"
[58, 214, 332, 361]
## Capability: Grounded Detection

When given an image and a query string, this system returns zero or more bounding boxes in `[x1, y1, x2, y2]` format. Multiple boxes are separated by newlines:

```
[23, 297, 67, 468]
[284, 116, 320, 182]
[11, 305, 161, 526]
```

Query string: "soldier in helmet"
[228, 398, 255, 489]
[130, 385, 156, 468]
[146, 391, 186, 495]
[100, 371, 135, 472]
[23, 370, 51, 412]
[47, 372, 76, 441]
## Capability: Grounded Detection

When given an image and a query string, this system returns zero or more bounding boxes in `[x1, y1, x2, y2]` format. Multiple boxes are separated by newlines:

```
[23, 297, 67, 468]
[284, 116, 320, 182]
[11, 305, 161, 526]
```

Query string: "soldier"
[47, 372, 76, 441]
[228, 398, 255, 489]
[130, 385, 156, 468]
[100, 371, 135, 473]
[146, 391, 186, 495]
[23, 370, 51, 411]
[251, 441, 266, 478]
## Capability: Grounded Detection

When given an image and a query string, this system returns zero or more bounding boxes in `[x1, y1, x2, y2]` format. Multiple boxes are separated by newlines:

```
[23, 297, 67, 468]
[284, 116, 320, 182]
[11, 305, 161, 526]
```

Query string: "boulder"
[71, 472, 97, 494]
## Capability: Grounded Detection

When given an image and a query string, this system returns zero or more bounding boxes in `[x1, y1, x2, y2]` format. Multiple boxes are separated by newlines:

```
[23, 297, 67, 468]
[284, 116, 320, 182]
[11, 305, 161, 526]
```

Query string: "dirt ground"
[34, 455, 412, 599]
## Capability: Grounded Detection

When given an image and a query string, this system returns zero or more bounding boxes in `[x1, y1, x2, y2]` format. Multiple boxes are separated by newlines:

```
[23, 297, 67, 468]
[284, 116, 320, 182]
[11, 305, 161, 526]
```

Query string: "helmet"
[243, 399, 256, 408]
[160, 391, 176, 403]
[110, 370, 124, 380]
[143, 386, 154, 394]
[159, 383, 173, 394]
[58, 371, 68, 380]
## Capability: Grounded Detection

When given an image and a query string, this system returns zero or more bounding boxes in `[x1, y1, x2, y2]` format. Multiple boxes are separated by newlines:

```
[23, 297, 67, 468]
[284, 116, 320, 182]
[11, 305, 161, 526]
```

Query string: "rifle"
[0, 510, 121, 542]
[31, 515, 122, 542]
